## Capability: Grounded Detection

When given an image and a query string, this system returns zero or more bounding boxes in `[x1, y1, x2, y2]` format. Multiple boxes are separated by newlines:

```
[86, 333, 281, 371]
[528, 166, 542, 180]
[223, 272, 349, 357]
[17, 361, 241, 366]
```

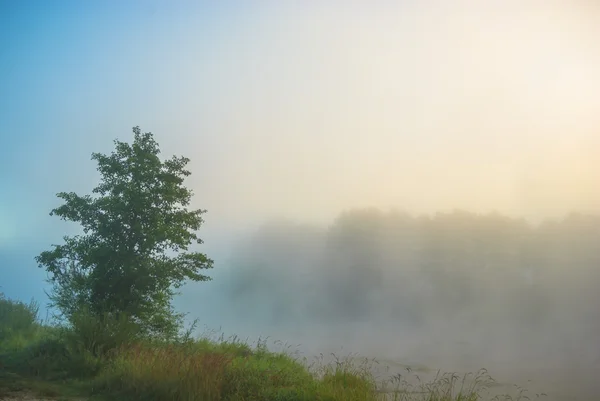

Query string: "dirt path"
[0, 391, 85, 401]
[1, 392, 55, 401]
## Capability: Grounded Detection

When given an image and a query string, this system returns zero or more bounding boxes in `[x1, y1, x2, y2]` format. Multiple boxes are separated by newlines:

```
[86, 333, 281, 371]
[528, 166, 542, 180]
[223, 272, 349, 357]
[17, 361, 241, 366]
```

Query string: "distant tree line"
[224, 209, 600, 332]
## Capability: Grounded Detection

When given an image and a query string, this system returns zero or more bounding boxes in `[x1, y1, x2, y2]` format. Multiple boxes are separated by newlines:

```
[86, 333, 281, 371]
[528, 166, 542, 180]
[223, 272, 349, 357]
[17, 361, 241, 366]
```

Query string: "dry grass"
[88, 338, 378, 401]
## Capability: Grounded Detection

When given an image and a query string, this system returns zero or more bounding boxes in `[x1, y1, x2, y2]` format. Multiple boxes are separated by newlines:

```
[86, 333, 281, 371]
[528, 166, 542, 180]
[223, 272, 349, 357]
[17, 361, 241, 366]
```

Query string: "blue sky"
[0, 0, 247, 305]
[2, 0, 600, 313]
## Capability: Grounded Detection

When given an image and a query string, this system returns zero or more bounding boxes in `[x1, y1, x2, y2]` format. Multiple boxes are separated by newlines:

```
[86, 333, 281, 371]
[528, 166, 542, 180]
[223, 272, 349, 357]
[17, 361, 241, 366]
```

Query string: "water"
[208, 322, 598, 401]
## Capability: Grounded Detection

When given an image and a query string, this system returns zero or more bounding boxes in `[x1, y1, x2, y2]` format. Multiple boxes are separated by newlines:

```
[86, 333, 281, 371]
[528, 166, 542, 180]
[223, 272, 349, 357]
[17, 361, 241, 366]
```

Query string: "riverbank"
[0, 293, 528, 401]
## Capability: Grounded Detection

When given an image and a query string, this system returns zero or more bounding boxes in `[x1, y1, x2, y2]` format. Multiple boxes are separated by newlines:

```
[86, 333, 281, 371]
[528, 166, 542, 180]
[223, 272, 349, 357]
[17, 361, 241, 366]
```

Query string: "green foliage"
[90, 338, 379, 401]
[0, 293, 41, 351]
[62, 307, 142, 357]
[0, 294, 100, 380]
[35, 126, 213, 339]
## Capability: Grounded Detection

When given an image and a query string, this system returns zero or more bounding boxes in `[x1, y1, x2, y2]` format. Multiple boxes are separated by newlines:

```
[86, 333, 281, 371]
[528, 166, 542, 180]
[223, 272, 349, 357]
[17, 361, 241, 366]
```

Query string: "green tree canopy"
[36, 126, 213, 338]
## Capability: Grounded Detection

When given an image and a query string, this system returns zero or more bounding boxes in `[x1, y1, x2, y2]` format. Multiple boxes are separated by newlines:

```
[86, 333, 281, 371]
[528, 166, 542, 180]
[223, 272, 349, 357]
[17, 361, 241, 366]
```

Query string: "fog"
[3, 1, 600, 400]
[179, 0, 600, 228]
[179, 211, 600, 400]
[165, 3, 600, 399]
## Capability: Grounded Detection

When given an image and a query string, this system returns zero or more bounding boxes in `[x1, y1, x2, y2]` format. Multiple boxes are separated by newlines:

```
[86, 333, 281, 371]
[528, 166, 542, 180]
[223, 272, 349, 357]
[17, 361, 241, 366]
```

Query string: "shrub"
[0, 293, 41, 351]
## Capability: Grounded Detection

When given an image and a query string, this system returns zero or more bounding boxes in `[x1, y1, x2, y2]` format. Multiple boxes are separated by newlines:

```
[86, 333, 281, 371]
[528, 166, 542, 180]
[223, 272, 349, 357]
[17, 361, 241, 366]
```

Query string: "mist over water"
[179, 210, 600, 401]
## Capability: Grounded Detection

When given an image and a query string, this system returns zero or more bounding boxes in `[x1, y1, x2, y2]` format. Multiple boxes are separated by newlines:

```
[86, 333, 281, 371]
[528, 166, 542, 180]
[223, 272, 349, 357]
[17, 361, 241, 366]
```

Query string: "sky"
[1, 0, 600, 304]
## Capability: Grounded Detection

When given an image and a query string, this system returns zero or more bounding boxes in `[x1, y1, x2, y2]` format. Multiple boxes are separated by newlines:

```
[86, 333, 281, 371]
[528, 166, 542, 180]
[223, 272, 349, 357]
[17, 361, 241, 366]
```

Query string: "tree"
[35, 126, 213, 338]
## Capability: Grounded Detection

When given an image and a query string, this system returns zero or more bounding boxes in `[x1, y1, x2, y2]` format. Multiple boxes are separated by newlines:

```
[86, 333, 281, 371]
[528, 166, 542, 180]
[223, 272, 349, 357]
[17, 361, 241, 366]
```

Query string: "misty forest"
[198, 207, 600, 398]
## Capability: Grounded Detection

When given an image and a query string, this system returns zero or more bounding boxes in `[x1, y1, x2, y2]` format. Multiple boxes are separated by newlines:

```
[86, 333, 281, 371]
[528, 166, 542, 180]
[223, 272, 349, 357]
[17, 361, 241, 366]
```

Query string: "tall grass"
[0, 292, 42, 351]
[0, 293, 534, 401]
